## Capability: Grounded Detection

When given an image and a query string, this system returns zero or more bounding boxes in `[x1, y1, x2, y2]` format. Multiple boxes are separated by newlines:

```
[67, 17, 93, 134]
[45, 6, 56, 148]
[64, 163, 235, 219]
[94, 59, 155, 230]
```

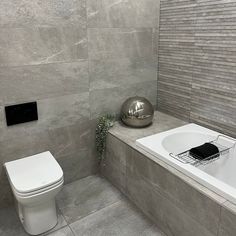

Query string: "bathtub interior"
[199, 147, 236, 188]
[162, 132, 216, 155]
[136, 123, 236, 191]
[162, 130, 236, 188]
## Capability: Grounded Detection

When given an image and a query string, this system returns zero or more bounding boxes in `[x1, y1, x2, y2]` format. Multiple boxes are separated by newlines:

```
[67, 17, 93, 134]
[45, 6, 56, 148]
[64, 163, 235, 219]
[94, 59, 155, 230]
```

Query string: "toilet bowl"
[5, 151, 64, 235]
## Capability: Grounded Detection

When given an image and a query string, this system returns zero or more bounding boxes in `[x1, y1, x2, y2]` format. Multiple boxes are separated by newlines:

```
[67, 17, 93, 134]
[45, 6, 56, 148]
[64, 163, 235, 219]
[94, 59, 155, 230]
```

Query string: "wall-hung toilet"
[5, 151, 64, 235]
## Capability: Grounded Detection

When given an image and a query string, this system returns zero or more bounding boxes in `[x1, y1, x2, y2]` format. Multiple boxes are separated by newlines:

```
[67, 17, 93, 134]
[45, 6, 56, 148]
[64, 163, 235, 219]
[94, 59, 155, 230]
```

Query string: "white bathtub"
[136, 124, 236, 204]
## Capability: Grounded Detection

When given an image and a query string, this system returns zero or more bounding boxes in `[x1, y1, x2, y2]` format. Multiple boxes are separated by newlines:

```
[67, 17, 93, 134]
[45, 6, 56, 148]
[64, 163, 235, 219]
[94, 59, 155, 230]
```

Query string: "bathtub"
[136, 124, 236, 204]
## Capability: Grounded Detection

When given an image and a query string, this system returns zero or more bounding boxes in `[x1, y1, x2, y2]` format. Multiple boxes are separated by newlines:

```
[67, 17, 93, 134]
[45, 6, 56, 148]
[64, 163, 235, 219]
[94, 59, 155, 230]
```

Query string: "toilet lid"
[5, 151, 63, 193]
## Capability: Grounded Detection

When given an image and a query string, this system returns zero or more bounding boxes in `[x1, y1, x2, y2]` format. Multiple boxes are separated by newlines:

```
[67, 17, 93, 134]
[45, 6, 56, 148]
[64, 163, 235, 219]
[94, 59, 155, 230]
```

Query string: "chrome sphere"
[121, 96, 154, 128]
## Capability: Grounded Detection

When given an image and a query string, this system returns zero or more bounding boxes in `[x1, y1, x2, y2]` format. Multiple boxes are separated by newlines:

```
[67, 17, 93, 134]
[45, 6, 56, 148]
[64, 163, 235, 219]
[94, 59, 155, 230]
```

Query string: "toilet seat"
[5, 151, 63, 194]
[11, 177, 64, 198]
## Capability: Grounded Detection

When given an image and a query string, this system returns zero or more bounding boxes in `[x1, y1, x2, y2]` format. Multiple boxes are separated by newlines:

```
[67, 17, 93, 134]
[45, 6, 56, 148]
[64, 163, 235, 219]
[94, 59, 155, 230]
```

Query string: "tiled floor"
[0, 175, 165, 236]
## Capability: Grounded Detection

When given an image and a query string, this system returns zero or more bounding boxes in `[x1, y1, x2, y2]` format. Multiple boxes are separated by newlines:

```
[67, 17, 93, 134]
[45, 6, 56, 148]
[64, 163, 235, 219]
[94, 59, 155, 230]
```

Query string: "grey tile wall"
[158, 0, 195, 120]
[88, 27, 159, 118]
[218, 201, 236, 236]
[158, 0, 236, 137]
[0, 0, 160, 208]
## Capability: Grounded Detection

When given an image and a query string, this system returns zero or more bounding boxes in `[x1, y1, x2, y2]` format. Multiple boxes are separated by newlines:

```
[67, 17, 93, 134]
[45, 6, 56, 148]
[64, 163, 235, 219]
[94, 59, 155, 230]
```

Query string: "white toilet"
[5, 151, 64, 235]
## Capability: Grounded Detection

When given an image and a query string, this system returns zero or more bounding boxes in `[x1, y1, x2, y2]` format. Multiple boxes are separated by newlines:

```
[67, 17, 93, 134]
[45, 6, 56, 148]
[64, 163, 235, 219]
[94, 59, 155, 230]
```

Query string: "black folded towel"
[189, 143, 219, 160]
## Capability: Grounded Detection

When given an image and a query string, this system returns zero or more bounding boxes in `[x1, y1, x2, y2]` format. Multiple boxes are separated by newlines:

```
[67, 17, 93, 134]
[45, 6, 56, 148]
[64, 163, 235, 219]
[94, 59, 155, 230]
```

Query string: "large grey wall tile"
[90, 80, 157, 119]
[88, 28, 156, 60]
[106, 134, 127, 167]
[57, 149, 98, 185]
[126, 168, 215, 236]
[0, 93, 90, 142]
[87, 0, 160, 28]
[0, 118, 93, 163]
[89, 57, 157, 90]
[127, 148, 221, 235]
[0, 105, 5, 130]
[37, 93, 90, 129]
[0, 129, 53, 164]
[153, 28, 159, 57]
[0, 171, 14, 208]
[88, 26, 158, 119]
[48, 119, 93, 159]
[70, 200, 163, 236]
[101, 134, 129, 193]
[0, 27, 87, 66]
[0, 0, 86, 27]
[101, 157, 126, 195]
[0, 61, 89, 103]
[218, 201, 236, 236]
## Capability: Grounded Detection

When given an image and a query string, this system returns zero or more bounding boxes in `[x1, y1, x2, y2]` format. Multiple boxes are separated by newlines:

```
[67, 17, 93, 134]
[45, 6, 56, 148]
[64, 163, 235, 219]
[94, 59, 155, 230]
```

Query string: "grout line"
[68, 224, 77, 236]
[156, 0, 161, 110]
[87, 27, 158, 29]
[0, 59, 88, 69]
[85, 0, 92, 122]
[44, 225, 68, 236]
[216, 205, 223, 236]
[60, 174, 100, 188]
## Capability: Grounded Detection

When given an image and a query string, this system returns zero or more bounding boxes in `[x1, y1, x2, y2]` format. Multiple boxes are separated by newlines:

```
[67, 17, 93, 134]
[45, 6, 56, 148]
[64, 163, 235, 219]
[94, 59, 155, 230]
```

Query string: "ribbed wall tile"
[158, 0, 236, 137]
[191, 0, 236, 137]
[158, 0, 196, 120]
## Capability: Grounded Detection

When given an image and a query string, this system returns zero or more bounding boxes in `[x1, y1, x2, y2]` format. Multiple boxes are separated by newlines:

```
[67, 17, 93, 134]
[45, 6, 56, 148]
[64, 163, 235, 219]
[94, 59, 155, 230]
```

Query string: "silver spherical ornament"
[121, 96, 154, 128]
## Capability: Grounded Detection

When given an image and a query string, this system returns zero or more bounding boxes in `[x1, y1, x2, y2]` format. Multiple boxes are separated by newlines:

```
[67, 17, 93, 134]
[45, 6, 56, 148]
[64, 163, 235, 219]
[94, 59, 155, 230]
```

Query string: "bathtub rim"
[136, 123, 236, 205]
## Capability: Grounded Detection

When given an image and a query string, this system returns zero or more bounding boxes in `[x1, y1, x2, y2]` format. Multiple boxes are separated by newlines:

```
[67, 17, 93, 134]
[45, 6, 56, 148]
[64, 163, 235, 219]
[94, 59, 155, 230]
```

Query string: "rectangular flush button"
[5, 102, 38, 126]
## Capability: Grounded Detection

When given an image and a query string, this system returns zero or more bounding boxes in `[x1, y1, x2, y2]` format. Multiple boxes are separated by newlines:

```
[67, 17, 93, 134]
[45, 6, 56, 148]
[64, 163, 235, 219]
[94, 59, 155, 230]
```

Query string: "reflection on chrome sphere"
[121, 96, 154, 128]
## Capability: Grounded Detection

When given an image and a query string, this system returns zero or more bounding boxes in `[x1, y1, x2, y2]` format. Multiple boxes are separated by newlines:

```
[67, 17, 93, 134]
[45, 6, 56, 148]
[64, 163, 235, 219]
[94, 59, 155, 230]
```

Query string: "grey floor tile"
[0, 206, 67, 236]
[45, 226, 74, 236]
[1, 176, 165, 236]
[0, 206, 28, 236]
[56, 175, 122, 224]
[70, 200, 164, 236]
[42, 209, 67, 235]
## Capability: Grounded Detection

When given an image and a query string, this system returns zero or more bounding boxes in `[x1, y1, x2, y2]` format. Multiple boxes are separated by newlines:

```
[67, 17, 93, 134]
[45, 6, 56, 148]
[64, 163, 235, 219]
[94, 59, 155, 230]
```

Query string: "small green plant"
[95, 114, 115, 162]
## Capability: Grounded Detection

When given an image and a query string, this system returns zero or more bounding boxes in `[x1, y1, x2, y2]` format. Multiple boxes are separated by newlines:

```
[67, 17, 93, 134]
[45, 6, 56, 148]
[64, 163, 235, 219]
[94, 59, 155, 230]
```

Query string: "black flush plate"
[5, 102, 38, 126]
